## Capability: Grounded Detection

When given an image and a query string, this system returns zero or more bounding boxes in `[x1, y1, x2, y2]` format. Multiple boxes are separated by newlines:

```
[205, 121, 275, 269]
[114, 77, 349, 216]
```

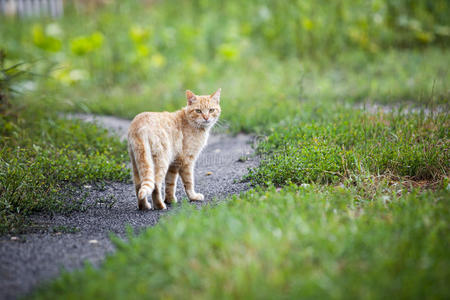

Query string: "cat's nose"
[202, 115, 209, 121]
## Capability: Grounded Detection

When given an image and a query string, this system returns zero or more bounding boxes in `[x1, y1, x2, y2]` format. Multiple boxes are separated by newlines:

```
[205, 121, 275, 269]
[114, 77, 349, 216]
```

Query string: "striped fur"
[127, 88, 221, 210]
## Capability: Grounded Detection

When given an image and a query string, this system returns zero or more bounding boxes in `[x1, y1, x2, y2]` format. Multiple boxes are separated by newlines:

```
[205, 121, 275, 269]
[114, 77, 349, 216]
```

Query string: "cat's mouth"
[199, 119, 214, 127]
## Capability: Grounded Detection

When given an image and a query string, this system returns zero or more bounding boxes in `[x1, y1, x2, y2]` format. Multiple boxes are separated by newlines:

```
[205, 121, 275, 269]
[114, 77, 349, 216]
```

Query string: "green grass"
[0, 108, 129, 233]
[247, 106, 449, 186]
[33, 185, 449, 299]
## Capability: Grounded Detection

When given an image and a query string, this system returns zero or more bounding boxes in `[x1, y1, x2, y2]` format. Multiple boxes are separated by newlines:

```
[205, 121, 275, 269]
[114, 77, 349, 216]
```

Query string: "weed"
[51, 225, 80, 234]
[95, 195, 118, 210]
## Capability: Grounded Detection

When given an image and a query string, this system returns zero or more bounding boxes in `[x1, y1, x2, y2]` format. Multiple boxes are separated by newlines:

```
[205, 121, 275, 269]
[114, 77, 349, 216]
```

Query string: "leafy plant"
[0, 50, 30, 118]
[70, 32, 104, 56]
[32, 24, 62, 52]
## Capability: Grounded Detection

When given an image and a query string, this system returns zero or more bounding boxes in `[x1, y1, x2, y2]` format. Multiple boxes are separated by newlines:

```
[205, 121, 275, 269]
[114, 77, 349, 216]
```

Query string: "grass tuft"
[247, 107, 449, 186]
[0, 112, 129, 233]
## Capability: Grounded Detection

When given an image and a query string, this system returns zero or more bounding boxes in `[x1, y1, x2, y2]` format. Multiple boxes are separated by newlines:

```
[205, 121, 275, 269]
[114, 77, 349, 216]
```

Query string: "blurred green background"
[1, 0, 449, 132]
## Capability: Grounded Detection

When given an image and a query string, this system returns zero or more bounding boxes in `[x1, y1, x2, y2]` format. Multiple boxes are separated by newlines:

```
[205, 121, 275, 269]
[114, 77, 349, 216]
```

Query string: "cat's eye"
[209, 108, 215, 113]
[195, 109, 202, 113]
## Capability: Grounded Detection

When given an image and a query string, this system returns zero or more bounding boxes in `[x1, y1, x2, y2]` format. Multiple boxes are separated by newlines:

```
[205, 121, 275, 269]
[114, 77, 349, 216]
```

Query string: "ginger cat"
[127, 88, 221, 210]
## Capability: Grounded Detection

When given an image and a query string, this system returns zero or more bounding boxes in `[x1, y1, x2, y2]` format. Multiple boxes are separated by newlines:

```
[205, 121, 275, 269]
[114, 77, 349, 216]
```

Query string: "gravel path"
[0, 115, 257, 300]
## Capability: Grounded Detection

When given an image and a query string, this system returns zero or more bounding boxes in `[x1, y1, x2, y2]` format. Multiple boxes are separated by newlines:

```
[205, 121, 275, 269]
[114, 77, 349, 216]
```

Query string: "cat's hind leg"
[165, 164, 179, 204]
[131, 138, 154, 210]
[152, 160, 169, 210]
[128, 144, 141, 198]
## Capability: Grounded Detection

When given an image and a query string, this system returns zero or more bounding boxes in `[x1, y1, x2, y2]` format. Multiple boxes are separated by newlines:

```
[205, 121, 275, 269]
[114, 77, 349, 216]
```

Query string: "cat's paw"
[165, 195, 178, 204]
[154, 201, 167, 210]
[138, 198, 152, 211]
[189, 193, 204, 201]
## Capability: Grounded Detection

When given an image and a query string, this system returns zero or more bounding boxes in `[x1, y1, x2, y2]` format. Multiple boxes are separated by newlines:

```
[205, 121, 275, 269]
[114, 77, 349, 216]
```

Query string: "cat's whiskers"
[213, 119, 229, 130]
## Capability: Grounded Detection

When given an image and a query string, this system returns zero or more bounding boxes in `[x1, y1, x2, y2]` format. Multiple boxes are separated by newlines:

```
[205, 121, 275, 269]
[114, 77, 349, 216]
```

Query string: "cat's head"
[185, 88, 221, 129]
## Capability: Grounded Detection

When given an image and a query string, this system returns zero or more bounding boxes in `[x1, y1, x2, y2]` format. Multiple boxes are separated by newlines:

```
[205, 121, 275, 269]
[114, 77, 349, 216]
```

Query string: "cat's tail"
[129, 137, 155, 205]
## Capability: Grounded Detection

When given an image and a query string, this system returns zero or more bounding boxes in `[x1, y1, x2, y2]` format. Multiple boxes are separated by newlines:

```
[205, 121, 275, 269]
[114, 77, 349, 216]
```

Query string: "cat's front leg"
[180, 163, 204, 201]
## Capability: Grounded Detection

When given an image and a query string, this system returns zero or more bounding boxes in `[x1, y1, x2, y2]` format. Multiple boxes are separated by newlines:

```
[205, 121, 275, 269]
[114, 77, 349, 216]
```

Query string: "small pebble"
[11, 236, 18, 241]
[214, 149, 221, 153]
[84, 185, 92, 189]
[88, 239, 98, 244]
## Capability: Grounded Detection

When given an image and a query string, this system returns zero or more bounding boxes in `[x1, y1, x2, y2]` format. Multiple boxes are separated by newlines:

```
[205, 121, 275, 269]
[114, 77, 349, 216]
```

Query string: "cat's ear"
[210, 88, 221, 103]
[186, 90, 197, 105]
